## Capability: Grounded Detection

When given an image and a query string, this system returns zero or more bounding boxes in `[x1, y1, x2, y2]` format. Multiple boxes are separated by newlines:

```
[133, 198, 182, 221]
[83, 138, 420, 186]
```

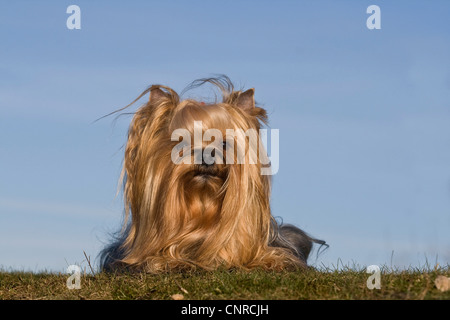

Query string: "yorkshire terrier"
[100, 76, 325, 273]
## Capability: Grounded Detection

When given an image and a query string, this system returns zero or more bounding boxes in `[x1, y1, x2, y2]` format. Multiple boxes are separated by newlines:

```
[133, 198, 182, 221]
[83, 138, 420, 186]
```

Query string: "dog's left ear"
[149, 87, 167, 104]
[236, 88, 255, 111]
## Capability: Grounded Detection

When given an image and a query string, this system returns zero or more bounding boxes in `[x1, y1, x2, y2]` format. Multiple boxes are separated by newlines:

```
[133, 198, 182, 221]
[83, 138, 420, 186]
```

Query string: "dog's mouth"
[194, 164, 220, 177]
[191, 162, 230, 181]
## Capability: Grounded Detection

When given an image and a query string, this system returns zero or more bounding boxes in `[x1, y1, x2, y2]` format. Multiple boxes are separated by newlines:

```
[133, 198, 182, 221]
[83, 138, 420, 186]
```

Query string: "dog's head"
[123, 78, 270, 218]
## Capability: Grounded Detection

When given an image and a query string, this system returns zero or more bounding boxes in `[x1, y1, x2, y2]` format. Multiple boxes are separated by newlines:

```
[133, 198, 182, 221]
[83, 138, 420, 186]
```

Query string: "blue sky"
[1, 1, 449, 272]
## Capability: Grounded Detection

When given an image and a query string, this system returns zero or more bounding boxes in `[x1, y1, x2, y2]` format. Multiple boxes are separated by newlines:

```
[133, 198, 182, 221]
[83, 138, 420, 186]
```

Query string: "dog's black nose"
[201, 159, 213, 167]
[201, 148, 215, 167]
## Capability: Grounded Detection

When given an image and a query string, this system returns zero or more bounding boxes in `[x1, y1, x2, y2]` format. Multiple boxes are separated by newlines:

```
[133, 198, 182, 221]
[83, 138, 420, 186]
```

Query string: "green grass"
[1, 264, 449, 300]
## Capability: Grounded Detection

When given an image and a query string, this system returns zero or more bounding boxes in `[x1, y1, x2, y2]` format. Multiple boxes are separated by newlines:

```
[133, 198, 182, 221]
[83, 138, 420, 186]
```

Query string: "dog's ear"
[149, 87, 167, 104]
[236, 88, 255, 111]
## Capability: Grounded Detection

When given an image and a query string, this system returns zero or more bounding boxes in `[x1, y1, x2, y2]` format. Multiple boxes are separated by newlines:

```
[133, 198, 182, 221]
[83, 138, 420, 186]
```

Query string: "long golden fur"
[100, 76, 325, 273]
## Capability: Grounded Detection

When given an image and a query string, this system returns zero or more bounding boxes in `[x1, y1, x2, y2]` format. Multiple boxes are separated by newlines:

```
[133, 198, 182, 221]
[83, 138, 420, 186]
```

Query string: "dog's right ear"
[236, 88, 255, 111]
[149, 87, 167, 104]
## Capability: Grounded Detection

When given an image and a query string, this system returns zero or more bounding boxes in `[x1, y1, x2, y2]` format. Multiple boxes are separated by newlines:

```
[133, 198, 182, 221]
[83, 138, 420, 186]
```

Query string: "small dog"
[100, 76, 325, 272]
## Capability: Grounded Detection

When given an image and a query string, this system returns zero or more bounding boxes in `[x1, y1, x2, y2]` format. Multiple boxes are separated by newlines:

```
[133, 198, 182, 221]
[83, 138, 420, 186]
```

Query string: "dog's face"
[169, 102, 233, 192]
[167, 94, 269, 199]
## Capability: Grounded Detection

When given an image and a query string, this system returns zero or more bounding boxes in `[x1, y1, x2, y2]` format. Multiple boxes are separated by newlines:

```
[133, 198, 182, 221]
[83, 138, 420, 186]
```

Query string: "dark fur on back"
[269, 224, 327, 264]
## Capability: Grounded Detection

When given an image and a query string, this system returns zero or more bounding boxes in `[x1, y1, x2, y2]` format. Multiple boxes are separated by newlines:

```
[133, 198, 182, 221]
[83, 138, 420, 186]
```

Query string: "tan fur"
[101, 77, 315, 273]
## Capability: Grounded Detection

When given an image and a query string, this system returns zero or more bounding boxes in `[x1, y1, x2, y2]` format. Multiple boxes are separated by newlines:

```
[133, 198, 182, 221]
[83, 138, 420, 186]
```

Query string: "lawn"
[1, 265, 449, 300]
